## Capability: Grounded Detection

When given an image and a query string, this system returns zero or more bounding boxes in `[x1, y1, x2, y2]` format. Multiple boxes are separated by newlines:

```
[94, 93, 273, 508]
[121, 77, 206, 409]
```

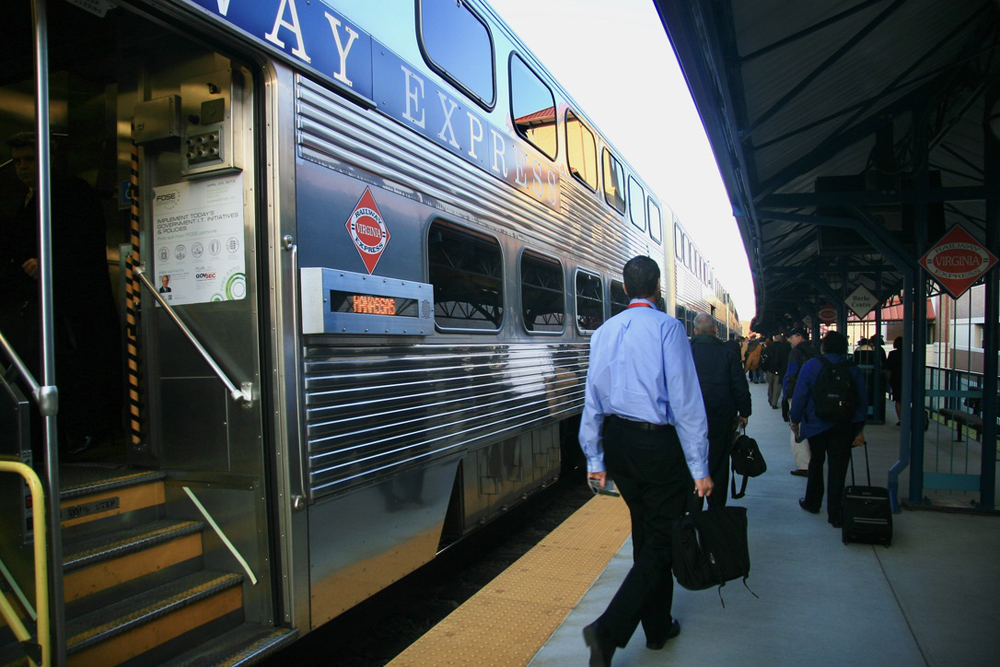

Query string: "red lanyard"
[628, 302, 654, 309]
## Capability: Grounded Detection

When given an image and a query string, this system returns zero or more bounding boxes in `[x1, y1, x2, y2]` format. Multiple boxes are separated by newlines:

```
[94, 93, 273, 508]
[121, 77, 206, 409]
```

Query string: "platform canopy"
[654, 0, 1000, 334]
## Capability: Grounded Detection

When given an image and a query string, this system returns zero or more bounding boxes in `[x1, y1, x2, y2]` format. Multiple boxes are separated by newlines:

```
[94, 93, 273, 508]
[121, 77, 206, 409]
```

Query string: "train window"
[610, 280, 628, 317]
[419, 0, 495, 108]
[602, 149, 625, 214]
[521, 250, 564, 333]
[510, 54, 557, 159]
[648, 200, 662, 243]
[566, 110, 597, 190]
[428, 221, 504, 331]
[675, 227, 685, 262]
[575, 270, 604, 333]
[627, 176, 645, 231]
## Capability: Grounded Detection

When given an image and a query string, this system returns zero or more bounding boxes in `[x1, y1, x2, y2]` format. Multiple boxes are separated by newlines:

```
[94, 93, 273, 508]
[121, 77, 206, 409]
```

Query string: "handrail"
[0, 460, 50, 666]
[135, 266, 253, 406]
[0, 330, 42, 409]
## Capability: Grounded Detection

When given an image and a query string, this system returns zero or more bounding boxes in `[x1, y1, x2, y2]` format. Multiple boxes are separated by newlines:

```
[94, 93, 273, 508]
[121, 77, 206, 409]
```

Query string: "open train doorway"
[0, 2, 279, 657]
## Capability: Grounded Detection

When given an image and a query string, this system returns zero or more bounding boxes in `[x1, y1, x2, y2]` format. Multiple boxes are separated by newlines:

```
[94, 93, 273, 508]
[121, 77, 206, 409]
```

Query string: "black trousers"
[803, 422, 854, 523]
[598, 417, 689, 648]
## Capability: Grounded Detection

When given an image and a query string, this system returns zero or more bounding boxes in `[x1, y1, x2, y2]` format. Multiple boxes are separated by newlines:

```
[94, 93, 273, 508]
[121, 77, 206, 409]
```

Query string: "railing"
[135, 266, 253, 405]
[0, 460, 50, 666]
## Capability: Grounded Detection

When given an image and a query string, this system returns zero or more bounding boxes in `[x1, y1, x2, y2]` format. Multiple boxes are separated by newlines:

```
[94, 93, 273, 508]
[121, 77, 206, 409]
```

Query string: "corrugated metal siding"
[303, 342, 587, 498]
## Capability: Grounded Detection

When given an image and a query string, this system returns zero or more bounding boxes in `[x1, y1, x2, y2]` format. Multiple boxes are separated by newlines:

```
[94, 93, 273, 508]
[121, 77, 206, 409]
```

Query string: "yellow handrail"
[0, 461, 49, 667]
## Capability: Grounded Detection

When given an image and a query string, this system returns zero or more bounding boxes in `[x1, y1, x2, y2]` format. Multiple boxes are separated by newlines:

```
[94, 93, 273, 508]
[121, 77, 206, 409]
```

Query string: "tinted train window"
[521, 251, 564, 333]
[428, 221, 503, 331]
[674, 225, 685, 261]
[602, 149, 625, 214]
[610, 280, 628, 317]
[627, 176, 645, 232]
[575, 270, 604, 333]
[510, 54, 557, 159]
[419, 0, 495, 108]
[648, 200, 662, 243]
[566, 110, 597, 190]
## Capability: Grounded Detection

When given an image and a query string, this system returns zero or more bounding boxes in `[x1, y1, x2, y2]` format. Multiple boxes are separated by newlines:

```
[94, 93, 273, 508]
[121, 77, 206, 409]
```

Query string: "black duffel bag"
[730, 428, 766, 499]
[671, 506, 757, 606]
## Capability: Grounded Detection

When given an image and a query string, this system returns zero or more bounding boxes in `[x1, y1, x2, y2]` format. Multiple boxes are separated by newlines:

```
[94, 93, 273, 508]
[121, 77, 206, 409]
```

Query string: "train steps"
[0, 463, 294, 665]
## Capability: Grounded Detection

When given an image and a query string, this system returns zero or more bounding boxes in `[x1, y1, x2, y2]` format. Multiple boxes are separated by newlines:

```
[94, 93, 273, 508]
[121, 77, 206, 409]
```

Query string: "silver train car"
[671, 215, 741, 339]
[0, 0, 718, 662]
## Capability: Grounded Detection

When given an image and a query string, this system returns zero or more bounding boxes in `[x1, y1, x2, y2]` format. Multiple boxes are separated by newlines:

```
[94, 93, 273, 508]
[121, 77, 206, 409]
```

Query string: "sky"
[487, 0, 756, 320]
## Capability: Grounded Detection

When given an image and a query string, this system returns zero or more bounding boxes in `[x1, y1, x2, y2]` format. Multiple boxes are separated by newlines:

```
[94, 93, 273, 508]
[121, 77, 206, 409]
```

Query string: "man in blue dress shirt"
[579, 255, 712, 666]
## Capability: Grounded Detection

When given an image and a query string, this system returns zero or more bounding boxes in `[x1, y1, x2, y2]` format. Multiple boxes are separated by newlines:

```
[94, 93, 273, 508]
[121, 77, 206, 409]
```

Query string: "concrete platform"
[532, 382, 1000, 666]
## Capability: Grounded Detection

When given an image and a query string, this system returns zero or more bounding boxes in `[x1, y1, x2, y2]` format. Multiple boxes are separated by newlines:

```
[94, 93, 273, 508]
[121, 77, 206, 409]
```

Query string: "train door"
[124, 22, 276, 624]
[1, 4, 279, 653]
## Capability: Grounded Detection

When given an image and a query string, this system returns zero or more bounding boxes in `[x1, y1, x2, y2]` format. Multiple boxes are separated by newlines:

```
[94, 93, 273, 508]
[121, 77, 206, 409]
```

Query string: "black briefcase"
[842, 445, 892, 547]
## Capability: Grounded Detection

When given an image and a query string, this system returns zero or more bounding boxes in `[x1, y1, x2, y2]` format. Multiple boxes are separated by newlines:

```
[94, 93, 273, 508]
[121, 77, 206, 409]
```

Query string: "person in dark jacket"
[790, 330, 868, 528]
[690, 313, 752, 510]
[782, 328, 815, 423]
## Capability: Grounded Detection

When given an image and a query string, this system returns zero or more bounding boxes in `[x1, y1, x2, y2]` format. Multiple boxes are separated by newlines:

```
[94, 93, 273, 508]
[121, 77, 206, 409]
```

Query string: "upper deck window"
[419, 0, 495, 108]
[566, 110, 597, 190]
[428, 220, 504, 331]
[627, 176, 645, 232]
[602, 149, 625, 214]
[510, 54, 557, 159]
[648, 200, 662, 244]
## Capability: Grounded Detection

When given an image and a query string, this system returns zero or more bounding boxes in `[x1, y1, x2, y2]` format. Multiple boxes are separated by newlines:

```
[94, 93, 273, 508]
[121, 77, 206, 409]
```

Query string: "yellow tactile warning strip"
[389, 494, 631, 667]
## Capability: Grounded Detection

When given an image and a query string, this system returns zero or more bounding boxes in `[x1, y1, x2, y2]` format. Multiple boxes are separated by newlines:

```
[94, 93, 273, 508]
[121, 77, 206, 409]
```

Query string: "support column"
[979, 92, 999, 510]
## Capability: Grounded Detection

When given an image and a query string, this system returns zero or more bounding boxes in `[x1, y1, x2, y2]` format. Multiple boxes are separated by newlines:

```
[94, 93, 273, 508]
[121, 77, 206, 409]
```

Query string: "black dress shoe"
[583, 622, 615, 667]
[798, 498, 820, 514]
[646, 618, 681, 650]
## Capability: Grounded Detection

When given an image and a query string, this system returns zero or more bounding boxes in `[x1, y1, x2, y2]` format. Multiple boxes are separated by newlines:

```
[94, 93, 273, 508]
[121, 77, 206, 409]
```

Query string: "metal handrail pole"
[0, 461, 50, 666]
[0, 330, 42, 401]
[30, 0, 66, 663]
[134, 268, 252, 404]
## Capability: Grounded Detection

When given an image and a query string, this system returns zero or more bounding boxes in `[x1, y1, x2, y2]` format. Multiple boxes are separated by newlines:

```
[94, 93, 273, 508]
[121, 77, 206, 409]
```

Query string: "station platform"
[389, 382, 1000, 666]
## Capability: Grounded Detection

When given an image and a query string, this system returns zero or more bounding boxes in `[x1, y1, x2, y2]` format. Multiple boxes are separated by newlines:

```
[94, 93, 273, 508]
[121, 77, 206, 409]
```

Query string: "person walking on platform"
[744, 335, 764, 383]
[783, 327, 815, 475]
[690, 313, 751, 511]
[790, 331, 868, 528]
[766, 333, 791, 410]
[578, 255, 712, 666]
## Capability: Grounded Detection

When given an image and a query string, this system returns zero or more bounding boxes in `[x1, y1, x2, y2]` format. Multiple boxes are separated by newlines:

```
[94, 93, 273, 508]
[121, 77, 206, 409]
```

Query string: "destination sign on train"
[182, 0, 559, 209]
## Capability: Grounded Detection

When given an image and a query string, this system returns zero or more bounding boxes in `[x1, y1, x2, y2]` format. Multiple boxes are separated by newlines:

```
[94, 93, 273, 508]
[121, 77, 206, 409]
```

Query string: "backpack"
[671, 507, 757, 607]
[812, 357, 858, 422]
[758, 348, 772, 372]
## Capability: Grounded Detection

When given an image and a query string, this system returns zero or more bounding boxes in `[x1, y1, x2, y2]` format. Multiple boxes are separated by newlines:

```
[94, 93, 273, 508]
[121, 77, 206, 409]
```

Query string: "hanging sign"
[919, 224, 998, 299]
[845, 285, 878, 319]
[817, 303, 837, 323]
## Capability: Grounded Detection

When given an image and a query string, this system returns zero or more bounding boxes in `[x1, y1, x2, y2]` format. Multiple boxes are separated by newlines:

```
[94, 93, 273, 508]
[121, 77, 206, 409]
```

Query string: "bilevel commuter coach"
[0, 0, 703, 662]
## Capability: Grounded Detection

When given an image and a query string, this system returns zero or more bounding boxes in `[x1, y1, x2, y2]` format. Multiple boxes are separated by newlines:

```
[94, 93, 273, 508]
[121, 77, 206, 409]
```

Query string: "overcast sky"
[487, 0, 756, 320]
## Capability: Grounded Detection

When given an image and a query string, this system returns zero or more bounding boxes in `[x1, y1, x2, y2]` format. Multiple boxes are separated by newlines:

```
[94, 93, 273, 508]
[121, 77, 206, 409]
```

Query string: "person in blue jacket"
[789, 330, 867, 528]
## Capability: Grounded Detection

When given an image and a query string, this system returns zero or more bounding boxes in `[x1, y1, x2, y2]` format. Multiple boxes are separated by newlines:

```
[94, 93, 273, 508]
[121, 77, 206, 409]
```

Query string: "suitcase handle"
[848, 439, 871, 486]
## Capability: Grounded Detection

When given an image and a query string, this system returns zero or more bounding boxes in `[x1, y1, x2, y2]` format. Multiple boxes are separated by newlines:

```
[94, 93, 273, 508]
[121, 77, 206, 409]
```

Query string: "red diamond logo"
[345, 187, 390, 274]
[919, 224, 997, 299]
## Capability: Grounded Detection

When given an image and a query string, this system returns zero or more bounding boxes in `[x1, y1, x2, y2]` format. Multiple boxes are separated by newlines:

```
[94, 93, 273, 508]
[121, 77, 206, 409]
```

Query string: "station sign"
[919, 225, 998, 299]
[845, 285, 878, 319]
[817, 303, 837, 323]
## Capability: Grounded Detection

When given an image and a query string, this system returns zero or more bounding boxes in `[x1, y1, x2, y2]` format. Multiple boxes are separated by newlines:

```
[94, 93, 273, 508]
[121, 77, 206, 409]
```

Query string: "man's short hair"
[821, 330, 848, 355]
[622, 255, 659, 299]
[693, 313, 715, 334]
[6, 132, 36, 150]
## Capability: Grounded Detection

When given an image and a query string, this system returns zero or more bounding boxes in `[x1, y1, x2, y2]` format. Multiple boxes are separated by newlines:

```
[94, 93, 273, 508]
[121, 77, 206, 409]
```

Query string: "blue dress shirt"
[578, 298, 710, 479]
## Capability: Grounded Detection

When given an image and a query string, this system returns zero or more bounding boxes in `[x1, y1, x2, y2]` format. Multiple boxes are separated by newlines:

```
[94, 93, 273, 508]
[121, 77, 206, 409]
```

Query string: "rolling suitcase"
[842, 444, 892, 546]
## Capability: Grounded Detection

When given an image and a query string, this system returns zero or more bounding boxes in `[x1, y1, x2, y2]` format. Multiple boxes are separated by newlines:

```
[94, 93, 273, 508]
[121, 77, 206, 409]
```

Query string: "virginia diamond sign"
[919, 225, 997, 299]
[345, 187, 390, 274]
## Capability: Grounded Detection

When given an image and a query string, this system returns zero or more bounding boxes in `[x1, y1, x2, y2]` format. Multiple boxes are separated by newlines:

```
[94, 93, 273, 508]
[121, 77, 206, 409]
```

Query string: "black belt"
[606, 414, 667, 432]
